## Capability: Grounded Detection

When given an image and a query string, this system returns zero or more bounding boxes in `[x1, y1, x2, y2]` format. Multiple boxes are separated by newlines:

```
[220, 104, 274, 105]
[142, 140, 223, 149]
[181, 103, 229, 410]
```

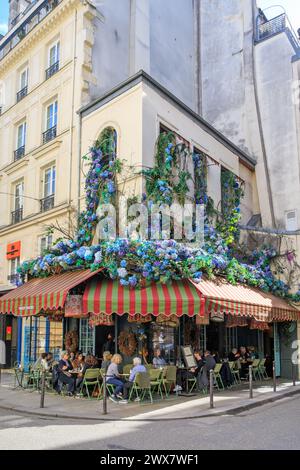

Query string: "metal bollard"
[273, 361, 276, 393]
[292, 363, 296, 386]
[102, 371, 107, 415]
[209, 369, 214, 409]
[40, 369, 46, 408]
[249, 365, 253, 399]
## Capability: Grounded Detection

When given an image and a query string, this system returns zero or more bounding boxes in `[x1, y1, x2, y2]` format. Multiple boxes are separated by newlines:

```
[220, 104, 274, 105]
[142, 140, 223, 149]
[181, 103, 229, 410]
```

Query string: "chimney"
[8, 0, 32, 30]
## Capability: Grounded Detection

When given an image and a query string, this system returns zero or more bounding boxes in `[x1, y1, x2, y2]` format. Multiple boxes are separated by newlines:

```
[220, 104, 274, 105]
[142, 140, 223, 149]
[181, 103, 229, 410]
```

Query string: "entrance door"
[95, 325, 115, 358]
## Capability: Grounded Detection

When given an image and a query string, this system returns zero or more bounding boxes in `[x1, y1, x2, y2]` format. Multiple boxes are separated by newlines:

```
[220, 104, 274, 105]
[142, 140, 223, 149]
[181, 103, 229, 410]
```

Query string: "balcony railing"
[42, 125, 57, 144]
[16, 85, 28, 102]
[11, 208, 23, 224]
[0, 0, 62, 61]
[40, 194, 55, 212]
[257, 13, 300, 51]
[45, 61, 59, 79]
[14, 145, 25, 161]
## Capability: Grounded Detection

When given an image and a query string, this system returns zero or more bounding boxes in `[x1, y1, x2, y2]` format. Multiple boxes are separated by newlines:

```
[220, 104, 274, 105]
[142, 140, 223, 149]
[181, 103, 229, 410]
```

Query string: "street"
[0, 395, 299, 450]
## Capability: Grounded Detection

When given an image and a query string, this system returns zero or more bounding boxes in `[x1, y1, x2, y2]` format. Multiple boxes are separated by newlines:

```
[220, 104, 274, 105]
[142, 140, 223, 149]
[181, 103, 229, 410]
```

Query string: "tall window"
[44, 166, 56, 197]
[43, 101, 57, 143]
[193, 148, 208, 205]
[17, 122, 26, 149]
[40, 234, 53, 254]
[41, 166, 55, 212]
[15, 181, 24, 211]
[49, 41, 60, 67]
[46, 101, 57, 131]
[17, 68, 28, 101]
[9, 257, 20, 285]
[46, 41, 60, 79]
[96, 127, 117, 166]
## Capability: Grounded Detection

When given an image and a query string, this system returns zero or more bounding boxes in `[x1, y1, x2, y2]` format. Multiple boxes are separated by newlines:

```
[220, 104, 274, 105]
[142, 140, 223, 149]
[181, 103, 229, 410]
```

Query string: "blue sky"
[0, 1, 299, 36]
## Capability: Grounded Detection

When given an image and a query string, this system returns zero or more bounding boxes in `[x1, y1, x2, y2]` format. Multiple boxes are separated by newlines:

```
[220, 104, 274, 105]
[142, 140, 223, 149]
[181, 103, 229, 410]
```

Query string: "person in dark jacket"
[57, 351, 76, 395]
[102, 334, 115, 355]
[196, 350, 216, 391]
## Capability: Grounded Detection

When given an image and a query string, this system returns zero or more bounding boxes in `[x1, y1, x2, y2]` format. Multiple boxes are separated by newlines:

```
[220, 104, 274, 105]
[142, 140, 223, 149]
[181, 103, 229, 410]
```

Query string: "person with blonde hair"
[101, 351, 112, 371]
[106, 354, 127, 404]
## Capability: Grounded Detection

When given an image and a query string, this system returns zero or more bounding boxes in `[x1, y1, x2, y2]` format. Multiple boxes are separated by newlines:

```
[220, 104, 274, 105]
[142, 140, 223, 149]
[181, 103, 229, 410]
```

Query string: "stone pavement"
[0, 370, 299, 421]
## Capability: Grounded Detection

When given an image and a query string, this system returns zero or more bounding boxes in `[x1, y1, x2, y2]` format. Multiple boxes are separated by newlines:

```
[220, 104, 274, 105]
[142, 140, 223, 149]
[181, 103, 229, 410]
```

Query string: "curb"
[0, 387, 299, 422]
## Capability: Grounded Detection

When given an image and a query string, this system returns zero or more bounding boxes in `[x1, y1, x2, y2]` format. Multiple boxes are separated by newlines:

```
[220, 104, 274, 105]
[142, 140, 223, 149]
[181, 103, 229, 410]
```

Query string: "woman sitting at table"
[72, 351, 85, 371]
[106, 354, 128, 404]
[152, 348, 167, 368]
[75, 354, 97, 392]
[57, 351, 76, 396]
[101, 351, 112, 371]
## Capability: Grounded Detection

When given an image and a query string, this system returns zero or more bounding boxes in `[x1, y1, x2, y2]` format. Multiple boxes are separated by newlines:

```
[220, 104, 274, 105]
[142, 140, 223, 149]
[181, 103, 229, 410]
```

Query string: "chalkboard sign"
[181, 345, 197, 368]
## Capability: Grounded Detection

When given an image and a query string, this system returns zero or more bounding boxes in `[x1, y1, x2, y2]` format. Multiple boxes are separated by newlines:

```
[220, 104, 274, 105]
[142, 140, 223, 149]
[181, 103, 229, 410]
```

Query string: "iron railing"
[11, 208, 23, 224]
[42, 125, 57, 144]
[0, 0, 62, 61]
[40, 194, 55, 212]
[45, 61, 59, 80]
[14, 145, 25, 161]
[16, 85, 28, 102]
[257, 13, 300, 52]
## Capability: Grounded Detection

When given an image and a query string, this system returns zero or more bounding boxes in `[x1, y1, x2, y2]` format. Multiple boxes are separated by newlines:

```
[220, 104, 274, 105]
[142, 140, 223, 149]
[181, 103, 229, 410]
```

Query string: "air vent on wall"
[285, 210, 298, 232]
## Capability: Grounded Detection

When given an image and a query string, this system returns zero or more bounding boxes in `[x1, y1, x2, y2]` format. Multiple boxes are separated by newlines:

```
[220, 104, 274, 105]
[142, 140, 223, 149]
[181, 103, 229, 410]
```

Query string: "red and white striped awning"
[0, 270, 99, 316]
[191, 277, 299, 322]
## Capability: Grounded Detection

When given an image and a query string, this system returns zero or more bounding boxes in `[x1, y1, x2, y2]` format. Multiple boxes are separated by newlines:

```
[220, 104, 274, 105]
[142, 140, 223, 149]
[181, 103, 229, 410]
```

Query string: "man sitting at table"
[175, 350, 204, 392]
[152, 348, 167, 368]
[57, 351, 76, 396]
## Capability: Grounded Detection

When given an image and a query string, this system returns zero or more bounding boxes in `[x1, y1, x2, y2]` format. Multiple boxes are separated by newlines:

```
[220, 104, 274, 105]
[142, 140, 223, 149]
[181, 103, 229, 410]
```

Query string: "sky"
[0, 0, 299, 36]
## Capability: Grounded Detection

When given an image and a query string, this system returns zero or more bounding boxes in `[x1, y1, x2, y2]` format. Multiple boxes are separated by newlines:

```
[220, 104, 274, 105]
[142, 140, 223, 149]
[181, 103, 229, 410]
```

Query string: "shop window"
[49, 320, 63, 360]
[79, 319, 95, 355]
[151, 322, 176, 364]
[40, 234, 53, 254]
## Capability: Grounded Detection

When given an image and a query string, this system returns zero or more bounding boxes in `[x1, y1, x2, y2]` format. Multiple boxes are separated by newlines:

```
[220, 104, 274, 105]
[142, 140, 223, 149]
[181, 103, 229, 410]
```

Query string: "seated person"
[76, 354, 97, 392]
[152, 348, 167, 368]
[175, 350, 204, 392]
[33, 352, 47, 370]
[239, 346, 250, 379]
[196, 350, 216, 391]
[46, 352, 54, 371]
[101, 351, 112, 371]
[228, 348, 240, 362]
[248, 346, 258, 360]
[129, 357, 146, 382]
[106, 354, 128, 404]
[72, 351, 85, 371]
[57, 350, 76, 396]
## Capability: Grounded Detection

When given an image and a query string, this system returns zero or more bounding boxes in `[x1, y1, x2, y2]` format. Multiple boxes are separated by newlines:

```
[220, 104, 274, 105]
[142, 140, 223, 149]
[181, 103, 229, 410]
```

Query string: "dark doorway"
[95, 325, 115, 358]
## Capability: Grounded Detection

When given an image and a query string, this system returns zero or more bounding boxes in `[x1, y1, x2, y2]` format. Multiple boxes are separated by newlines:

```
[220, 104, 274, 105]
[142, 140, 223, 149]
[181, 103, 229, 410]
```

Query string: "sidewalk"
[0, 371, 299, 421]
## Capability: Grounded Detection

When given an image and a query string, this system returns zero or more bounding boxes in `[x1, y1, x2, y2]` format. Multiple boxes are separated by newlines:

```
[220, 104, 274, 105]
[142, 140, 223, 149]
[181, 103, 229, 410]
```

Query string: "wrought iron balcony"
[40, 194, 55, 212]
[257, 13, 300, 52]
[45, 61, 59, 80]
[0, 0, 62, 61]
[16, 86, 28, 102]
[14, 145, 25, 161]
[42, 125, 57, 144]
[11, 208, 23, 224]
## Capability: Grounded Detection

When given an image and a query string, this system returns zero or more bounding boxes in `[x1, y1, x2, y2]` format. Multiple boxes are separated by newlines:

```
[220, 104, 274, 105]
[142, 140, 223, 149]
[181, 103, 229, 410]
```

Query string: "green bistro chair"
[162, 366, 177, 397]
[122, 364, 133, 376]
[128, 372, 153, 403]
[99, 368, 115, 399]
[251, 359, 261, 380]
[149, 368, 164, 399]
[187, 375, 197, 393]
[79, 368, 101, 399]
[258, 358, 269, 380]
[229, 361, 241, 385]
[213, 363, 224, 390]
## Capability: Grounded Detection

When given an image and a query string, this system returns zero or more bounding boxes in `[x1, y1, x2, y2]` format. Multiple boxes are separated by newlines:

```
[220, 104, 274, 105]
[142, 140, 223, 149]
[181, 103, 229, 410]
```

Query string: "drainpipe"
[77, 110, 82, 230]
[239, 225, 300, 236]
[251, 0, 276, 227]
[68, 8, 78, 230]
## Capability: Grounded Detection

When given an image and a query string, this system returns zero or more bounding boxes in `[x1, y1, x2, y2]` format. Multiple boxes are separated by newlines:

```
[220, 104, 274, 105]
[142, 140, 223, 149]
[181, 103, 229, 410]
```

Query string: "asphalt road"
[0, 395, 299, 450]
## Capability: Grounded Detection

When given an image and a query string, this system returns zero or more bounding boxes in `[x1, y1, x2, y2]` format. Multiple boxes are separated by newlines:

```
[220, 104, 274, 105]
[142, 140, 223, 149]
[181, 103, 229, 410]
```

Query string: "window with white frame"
[40, 234, 53, 254]
[16, 121, 26, 150]
[9, 257, 20, 285]
[20, 68, 28, 90]
[44, 166, 56, 198]
[14, 181, 24, 210]
[46, 101, 57, 131]
[49, 41, 60, 67]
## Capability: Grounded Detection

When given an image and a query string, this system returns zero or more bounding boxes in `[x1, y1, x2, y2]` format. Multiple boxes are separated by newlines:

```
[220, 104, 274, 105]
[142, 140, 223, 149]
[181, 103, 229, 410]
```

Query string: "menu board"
[181, 345, 197, 368]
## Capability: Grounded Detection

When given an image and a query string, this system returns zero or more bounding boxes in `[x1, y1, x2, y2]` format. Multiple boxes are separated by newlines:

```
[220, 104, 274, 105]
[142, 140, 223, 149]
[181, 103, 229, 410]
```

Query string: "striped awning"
[191, 277, 299, 322]
[83, 279, 205, 317]
[0, 270, 99, 317]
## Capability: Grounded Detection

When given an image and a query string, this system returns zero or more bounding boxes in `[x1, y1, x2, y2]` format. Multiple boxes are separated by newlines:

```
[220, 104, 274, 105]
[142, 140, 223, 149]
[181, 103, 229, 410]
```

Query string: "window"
[43, 101, 57, 143]
[79, 319, 95, 355]
[41, 166, 55, 212]
[14, 122, 26, 160]
[40, 234, 53, 254]
[46, 41, 60, 79]
[286, 210, 298, 231]
[8, 257, 20, 285]
[193, 147, 208, 205]
[17, 68, 28, 102]
[12, 181, 24, 224]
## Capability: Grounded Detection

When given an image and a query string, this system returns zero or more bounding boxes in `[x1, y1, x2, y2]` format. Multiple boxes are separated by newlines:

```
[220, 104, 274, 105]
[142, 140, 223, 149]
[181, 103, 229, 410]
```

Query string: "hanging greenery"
[17, 131, 300, 303]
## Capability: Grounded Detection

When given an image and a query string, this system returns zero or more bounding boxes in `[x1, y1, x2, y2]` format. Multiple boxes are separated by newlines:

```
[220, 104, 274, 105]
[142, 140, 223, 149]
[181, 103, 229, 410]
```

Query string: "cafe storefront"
[0, 270, 299, 378]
